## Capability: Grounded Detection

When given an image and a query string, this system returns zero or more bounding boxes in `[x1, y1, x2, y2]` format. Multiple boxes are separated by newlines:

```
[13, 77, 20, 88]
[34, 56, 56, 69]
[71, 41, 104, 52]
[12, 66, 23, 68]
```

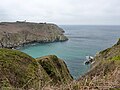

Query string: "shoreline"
[0, 21, 68, 49]
[15, 39, 68, 50]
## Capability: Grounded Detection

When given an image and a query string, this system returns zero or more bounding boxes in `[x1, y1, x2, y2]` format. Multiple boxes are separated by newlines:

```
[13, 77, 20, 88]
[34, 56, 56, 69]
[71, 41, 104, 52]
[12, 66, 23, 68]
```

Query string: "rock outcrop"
[0, 49, 72, 90]
[115, 38, 120, 46]
[0, 22, 68, 48]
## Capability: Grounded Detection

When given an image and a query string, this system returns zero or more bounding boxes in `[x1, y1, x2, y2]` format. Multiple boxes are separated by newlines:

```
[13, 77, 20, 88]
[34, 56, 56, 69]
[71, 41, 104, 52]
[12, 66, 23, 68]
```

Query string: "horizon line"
[0, 21, 120, 26]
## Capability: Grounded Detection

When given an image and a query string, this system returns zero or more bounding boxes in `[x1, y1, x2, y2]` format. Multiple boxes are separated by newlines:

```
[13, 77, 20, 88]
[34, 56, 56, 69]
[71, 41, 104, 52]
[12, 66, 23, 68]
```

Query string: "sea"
[20, 25, 120, 79]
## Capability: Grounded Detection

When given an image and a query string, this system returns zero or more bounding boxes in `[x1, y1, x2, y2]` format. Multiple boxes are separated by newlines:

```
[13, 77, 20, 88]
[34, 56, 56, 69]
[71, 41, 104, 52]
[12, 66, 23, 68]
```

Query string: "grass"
[99, 48, 111, 54]
[0, 49, 73, 89]
[0, 45, 120, 90]
[0, 48, 40, 89]
[37, 55, 73, 84]
[111, 55, 120, 61]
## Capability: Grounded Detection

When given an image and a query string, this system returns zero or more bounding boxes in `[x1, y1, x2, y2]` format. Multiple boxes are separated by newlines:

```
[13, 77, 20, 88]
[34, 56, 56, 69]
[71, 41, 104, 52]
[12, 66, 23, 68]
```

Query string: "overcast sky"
[0, 0, 120, 25]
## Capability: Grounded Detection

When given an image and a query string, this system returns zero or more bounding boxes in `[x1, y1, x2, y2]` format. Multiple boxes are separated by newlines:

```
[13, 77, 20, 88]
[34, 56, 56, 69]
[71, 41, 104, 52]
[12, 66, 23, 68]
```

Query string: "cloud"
[0, 0, 120, 25]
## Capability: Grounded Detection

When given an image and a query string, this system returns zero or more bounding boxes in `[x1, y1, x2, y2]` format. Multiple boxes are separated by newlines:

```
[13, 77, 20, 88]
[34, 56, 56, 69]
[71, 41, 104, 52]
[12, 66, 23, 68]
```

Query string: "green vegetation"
[1, 38, 120, 90]
[111, 55, 120, 61]
[99, 47, 111, 55]
[0, 49, 73, 90]
[78, 39, 120, 89]
[37, 55, 73, 84]
[0, 48, 41, 89]
[0, 22, 68, 48]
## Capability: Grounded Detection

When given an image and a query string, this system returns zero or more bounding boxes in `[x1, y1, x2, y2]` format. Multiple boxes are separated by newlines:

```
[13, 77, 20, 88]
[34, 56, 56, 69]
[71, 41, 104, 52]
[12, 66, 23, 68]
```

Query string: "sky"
[0, 0, 120, 25]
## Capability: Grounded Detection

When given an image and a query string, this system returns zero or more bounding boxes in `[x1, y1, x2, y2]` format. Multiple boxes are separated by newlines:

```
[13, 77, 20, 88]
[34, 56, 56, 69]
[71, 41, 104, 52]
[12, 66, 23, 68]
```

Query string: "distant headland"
[0, 21, 68, 49]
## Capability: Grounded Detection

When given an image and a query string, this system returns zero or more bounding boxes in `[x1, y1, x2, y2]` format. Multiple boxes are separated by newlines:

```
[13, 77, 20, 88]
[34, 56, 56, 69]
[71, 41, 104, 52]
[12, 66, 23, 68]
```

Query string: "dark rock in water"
[85, 59, 93, 65]
[0, 22, 68, 48]
[85, 56, 94, 65]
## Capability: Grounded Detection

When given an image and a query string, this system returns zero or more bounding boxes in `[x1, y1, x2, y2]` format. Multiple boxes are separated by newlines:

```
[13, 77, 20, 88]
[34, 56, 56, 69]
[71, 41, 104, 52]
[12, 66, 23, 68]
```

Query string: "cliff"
[0, 22, 68, 48]
[53, 40, 120, 90]
[72, 39, 120, 90]
[0, 40, 120, 90]
[0, 49, 72, 90]
[36, 55, 73, 84]
[115, 38, 120, 45]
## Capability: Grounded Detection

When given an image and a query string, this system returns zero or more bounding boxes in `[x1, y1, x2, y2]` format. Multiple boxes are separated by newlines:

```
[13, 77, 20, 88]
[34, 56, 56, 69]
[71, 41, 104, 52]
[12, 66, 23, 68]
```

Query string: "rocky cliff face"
[0, 49, 72, 90]
[0, 22, 68, 48]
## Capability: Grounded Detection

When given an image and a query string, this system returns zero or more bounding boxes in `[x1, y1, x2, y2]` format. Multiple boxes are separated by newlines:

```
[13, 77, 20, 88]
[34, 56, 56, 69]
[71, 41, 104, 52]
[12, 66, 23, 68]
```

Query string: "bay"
[20, 25, 120, 79]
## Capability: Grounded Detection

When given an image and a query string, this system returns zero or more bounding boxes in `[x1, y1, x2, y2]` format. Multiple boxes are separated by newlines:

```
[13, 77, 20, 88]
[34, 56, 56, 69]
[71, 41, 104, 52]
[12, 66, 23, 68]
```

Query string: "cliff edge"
[0, 49, 72, 90]
[75, 39, 120, 90]
[37, 55, 73, 84]
[0, 22, 68, 48]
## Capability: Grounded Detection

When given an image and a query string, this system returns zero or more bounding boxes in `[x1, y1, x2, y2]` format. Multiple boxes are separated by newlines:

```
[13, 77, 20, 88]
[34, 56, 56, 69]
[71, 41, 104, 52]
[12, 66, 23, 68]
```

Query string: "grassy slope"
[0, 22, 68, 48]
[75, 40, 120, 90]
[53, 39, 120, 90]
[0, 48, 50, 90]
[36, 55, 73, 84]
[0, 49, 73, 90]
[1, 38, 120, 90]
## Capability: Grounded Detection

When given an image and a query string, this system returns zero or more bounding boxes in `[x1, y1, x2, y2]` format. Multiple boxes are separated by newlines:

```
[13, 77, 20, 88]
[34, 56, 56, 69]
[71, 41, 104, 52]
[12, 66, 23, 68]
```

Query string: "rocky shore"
[0, 22, 68, 48]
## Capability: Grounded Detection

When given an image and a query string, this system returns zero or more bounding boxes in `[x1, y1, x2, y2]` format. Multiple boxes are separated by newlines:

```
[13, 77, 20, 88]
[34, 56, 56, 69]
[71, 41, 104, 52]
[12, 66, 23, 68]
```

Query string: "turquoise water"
[20, 25, 120, 79]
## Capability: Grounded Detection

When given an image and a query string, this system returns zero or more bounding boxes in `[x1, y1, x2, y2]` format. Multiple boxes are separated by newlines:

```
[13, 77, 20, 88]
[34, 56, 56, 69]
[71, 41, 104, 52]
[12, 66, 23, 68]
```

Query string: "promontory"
[0, 21, 68, 48]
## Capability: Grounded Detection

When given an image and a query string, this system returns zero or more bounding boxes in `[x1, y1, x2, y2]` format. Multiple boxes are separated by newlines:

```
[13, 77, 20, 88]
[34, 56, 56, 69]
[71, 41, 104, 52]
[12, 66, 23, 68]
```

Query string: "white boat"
[86, 56, 93, 60]
[85, 56, 94, 65]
